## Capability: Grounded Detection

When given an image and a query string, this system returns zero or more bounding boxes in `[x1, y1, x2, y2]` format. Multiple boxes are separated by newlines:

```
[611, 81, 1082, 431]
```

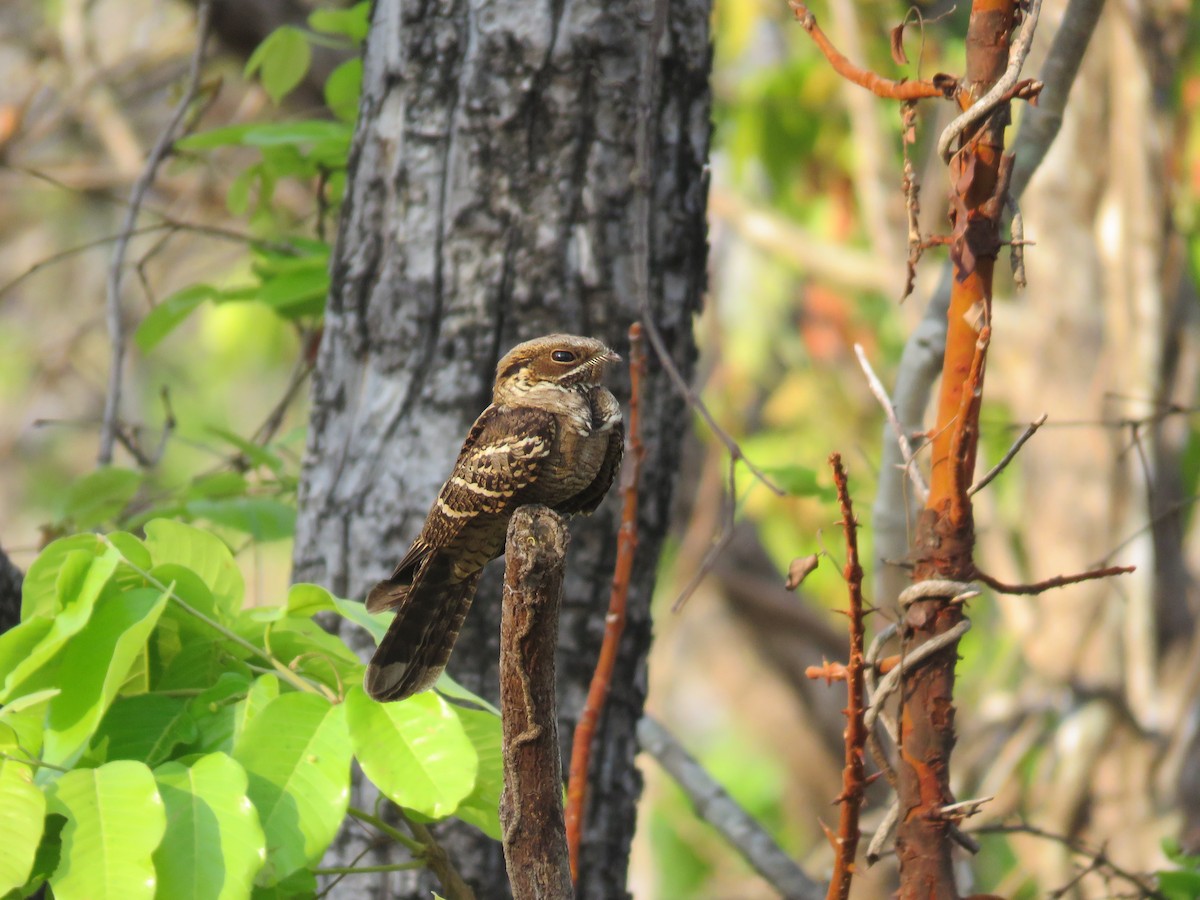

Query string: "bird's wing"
[366, 404, 558, 612]
[555, 423, 624, 516]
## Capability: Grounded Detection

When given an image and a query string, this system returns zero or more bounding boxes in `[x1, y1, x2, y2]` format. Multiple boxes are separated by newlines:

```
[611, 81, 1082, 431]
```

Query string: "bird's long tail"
[364, 571, 483, 702]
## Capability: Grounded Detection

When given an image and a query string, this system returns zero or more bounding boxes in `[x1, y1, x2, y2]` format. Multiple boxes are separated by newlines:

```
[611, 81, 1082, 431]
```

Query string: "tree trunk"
[291, 1, 713, 897]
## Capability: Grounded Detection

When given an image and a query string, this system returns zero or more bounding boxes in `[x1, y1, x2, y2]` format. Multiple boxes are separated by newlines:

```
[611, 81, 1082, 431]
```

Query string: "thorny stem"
[825, 454, 869, 900]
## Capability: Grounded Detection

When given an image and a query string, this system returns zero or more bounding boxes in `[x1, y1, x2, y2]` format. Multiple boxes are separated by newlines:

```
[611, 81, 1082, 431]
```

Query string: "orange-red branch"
[565, 322, 647, 884]
[826, 454, 868, 900]
[972, 564, 1136, 596]
[789, 1, 956, 101]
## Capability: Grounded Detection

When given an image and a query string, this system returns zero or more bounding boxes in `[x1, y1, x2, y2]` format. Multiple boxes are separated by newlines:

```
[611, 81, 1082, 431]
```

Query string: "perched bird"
[364, 334, 624, 702]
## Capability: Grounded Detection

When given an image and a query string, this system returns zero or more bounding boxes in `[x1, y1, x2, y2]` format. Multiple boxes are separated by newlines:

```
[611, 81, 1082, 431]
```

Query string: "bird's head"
[493, 334, 620, 403]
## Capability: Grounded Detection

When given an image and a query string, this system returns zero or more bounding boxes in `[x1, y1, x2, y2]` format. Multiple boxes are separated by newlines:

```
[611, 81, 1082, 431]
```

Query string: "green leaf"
[143, 519, 244, 618]
[90, 694, 198, 766]
[436, 673, 501, 716]
[44, 760, 166, 900]
[59, 468, 143, 528]
[186, 672, 255, 753]
[187, 497, 296, 542]
[237, 617, 361, 693]
[230, 674, 280, 749]
[324, 57, 363, 121]
[346, 685, 476, 819]
[250, 868, 317, 900]
[20, 533, 110, 620]
[232, 693, 351, 885]
[0, 755, 44, 894]
[205, 427, 285, 474]
[43, 587, 170, 769]
[760, 464, 836, 499]
[177, 120, 351, 152]
[134, 285, 219, 352]
[308, 3, 370, 41]
[284, 583, 335, 619]
[153, 754, 267, 899]
[244, 26, 313, 105]
[256, 268, 329, 318]
[186, 472, 250, 500]
[450, 706, 503, 839]
[324, 594, 391, 645]
[1, 544, 120, 702]
[1160, 871, 1200, 900]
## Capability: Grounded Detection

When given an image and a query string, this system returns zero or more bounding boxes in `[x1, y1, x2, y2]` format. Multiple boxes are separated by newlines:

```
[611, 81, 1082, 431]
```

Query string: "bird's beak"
[604, 348, 622, 364]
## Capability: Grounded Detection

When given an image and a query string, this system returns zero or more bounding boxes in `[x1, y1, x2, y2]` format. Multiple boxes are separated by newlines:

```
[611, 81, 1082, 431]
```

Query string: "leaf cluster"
[0, 521, 502, 899]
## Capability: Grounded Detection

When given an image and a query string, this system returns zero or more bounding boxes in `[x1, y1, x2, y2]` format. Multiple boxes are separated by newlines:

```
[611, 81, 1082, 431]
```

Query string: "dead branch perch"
[637, 716, 825, 900]
[500, 506, 574, 900]
[566, 322, 647, 881]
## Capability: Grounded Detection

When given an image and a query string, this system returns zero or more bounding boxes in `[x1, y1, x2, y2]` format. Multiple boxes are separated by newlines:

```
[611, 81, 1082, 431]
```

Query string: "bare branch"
[854, 344, 929, 502]
[99, 0, 213, 464]
[969, 413, 1047, 496]
[637, 715, 825, 900]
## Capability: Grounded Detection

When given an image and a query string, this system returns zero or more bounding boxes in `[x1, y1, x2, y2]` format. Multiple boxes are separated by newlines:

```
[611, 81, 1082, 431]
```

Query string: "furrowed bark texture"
[291, 1, 712, 897]
[499, 507, 573, 900]
[900, 1, 1017, 895]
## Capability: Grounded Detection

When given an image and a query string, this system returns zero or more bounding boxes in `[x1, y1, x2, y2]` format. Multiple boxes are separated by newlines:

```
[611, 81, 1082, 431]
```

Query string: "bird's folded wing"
[365, 404, 558, 613]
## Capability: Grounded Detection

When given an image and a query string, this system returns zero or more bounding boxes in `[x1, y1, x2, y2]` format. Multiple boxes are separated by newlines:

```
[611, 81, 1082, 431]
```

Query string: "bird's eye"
[551, 350, 576, 364]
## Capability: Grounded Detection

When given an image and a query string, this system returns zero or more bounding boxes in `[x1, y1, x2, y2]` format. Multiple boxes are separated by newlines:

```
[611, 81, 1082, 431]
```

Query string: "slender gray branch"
[637, 715, 826, 900]
[99, 0, 212, 464]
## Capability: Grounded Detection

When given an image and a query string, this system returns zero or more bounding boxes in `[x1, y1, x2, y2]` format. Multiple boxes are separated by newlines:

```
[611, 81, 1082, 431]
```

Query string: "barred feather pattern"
[364, 334, 623, 702]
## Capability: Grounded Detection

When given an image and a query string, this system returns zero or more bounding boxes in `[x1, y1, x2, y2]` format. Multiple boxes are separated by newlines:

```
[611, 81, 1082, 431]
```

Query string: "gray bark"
[291, 1, 712, 897]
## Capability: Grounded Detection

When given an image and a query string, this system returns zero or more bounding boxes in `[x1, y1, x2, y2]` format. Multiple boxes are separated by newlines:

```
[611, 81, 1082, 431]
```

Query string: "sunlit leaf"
[153, 754, 266, 899]
[346, 686, 476, 818]
[0, 754, 44, 894]
[1, 544, 120, 702]
[143, 519, 244, 618]
[44, 761, 166, 900]
[451, 705, 503, 839]
[43, 587, 169, 769]
[232, 692, 351, 885]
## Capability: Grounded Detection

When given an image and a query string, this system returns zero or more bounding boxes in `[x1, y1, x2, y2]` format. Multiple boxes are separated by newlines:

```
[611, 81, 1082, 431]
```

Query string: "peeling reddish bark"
[898, 2, 1019, 897]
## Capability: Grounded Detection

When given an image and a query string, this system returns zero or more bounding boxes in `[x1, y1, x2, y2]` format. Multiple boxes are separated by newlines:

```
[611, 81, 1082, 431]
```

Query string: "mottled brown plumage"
[364, 334, 624, 702]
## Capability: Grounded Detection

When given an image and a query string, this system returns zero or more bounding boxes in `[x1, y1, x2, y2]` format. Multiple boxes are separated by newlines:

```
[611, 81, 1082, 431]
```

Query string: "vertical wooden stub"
[500, 506, 574, 900]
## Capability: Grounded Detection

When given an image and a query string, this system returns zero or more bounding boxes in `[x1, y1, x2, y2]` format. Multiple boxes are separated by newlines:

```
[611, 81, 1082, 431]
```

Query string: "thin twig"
[789, 2, 955, 101]
[826, 454, 869, 900]
[971, 563, 1136, 596]
[566, 323, 646, 882]
[936, 0, 1044, 161]
[968, 413, 1047, 496]
[670, 457, 737, 612]
[854, 344, 929, 502]
[969, 822, 1166, 899]
[99, 0, 212, 465]
[631, 0, 780, 502]
[402, 813, 477, 900]
[637, 716, 825, 900]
